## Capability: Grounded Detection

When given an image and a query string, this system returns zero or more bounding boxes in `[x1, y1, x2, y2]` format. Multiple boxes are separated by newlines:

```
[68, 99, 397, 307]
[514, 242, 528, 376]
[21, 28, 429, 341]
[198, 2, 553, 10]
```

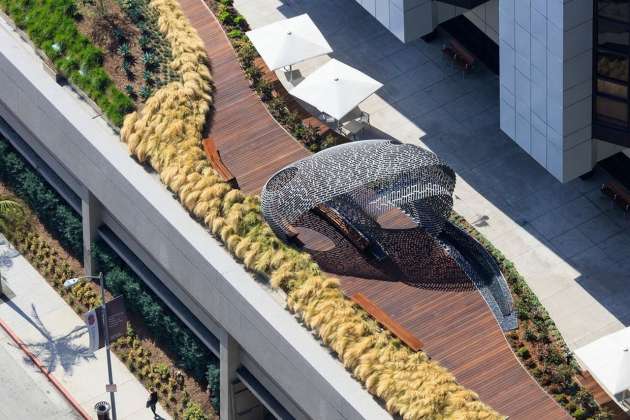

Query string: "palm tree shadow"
[7, 302, 96, 375]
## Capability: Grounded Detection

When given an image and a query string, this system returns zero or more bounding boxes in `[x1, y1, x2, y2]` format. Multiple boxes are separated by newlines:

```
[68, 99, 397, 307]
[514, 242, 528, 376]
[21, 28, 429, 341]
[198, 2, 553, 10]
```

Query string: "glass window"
[598, 53, 628, 81]
[598, 18, 630, 52]
[599, 1, 630, 23]
[598, 79, 629, 98]
[595, 1, 630, 134]
[597, 96, 628, 126]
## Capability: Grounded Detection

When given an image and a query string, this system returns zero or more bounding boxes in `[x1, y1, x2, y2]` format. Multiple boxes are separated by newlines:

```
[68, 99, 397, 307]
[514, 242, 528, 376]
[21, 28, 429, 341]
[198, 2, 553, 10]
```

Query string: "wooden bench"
[351, 292, 423, 352]
[601, 181, 630, 214]
[311, 203, 388, 262]
[442, 39, 475, 75]
[202, 138, 238, 188]
[285, 226, 304, 248]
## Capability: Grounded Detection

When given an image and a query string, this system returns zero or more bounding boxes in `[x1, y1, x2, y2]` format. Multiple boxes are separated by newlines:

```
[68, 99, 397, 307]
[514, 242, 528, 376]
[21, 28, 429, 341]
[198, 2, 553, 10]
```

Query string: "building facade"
[355, 0, 630, 182]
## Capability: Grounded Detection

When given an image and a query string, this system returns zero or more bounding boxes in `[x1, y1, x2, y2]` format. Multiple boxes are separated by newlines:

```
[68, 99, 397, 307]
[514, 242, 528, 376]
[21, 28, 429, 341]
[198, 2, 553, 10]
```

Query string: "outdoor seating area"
[246, 14, 382, 141]
[575, 326, 630, 416]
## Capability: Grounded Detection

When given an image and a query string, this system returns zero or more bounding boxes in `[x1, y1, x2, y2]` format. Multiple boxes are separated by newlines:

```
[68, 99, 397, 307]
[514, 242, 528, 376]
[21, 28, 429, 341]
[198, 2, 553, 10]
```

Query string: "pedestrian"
[146, 388, 158, 416]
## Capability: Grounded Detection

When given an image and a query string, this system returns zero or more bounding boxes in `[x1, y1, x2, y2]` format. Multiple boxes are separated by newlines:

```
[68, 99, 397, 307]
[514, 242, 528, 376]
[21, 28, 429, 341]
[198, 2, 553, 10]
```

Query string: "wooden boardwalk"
[180, 0, 309, 195]
[179, 1, 569, 418]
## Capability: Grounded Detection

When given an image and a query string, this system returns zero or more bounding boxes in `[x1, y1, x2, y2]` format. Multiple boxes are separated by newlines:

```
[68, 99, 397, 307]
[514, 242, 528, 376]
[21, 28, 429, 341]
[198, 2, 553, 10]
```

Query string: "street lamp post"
[64, 272, 117, 420]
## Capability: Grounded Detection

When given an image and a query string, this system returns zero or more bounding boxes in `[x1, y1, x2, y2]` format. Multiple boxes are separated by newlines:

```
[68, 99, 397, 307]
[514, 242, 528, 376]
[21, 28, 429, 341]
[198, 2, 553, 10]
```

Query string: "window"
[594, 0, 630, 146]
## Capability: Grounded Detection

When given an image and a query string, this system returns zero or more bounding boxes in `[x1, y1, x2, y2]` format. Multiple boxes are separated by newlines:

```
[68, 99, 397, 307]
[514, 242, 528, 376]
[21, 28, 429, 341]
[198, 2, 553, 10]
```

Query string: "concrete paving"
[0, 326, 82, 419]
[234, 0, 630, 350]
[0, 245, 171, 420]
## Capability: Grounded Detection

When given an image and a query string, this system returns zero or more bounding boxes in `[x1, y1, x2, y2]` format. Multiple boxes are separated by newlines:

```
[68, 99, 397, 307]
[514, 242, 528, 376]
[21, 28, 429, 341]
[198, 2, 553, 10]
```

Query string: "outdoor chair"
[339, 109, 370, 140]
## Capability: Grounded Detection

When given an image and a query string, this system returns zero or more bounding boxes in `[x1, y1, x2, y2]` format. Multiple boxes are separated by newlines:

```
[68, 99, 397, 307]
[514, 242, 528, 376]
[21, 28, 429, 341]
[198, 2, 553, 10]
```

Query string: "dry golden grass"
[119, 2, 503, 418]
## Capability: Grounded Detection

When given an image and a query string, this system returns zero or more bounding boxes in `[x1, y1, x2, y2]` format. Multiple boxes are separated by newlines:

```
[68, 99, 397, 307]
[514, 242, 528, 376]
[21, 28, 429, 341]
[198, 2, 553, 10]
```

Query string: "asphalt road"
[0, 326, 82, 420]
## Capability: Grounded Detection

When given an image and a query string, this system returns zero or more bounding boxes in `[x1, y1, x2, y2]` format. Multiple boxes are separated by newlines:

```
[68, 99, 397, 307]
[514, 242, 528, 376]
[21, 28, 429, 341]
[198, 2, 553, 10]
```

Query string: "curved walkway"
[178, 1, 569, 418]
[180, 0, 309, 195]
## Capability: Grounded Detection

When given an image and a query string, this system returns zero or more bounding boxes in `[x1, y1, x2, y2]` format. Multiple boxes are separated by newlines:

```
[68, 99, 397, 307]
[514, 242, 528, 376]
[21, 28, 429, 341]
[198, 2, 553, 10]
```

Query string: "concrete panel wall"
[0, 18, 390, 420]
[500, 0, 595, 182]
[355, 0, 433, 42]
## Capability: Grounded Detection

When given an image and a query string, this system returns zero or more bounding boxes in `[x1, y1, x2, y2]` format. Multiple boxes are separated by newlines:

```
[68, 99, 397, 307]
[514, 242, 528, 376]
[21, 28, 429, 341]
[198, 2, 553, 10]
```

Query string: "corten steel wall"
[0, 19, 391, 420]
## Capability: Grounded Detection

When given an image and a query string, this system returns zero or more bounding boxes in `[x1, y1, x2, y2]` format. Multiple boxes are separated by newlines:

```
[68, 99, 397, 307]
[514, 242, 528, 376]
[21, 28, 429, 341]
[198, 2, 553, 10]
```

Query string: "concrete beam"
[220, 329, 240, 420]
[81, 191, 102, 276]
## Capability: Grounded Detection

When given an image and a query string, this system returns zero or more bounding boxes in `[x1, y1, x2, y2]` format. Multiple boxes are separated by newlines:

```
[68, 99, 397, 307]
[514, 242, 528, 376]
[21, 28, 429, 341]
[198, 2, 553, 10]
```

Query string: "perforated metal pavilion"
[261, 140, 455, 241]
[260, 140, 517, 331]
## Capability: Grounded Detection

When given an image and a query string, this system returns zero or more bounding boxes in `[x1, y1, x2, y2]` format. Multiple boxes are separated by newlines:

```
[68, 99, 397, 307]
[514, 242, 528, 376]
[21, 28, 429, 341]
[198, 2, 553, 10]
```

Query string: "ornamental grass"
[120, 1, 502, 418]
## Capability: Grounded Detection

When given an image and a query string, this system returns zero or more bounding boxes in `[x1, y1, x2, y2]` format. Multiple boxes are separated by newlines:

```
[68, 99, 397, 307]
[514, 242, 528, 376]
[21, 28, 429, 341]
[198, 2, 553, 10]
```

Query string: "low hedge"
[0, 136, 220, 410]
[0, 0, 135, 126]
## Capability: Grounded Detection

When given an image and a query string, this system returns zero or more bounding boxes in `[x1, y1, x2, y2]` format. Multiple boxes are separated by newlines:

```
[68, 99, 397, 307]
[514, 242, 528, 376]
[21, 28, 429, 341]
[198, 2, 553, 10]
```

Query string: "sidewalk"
[234, 0, 630, 350]
[0, 245, 171, 420]
[0, 325, 82, 419]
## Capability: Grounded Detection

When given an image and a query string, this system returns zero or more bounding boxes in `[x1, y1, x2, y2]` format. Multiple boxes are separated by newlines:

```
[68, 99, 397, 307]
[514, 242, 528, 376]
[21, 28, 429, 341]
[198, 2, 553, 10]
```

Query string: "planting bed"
[0, 0, 135, 127]
[0, 137, 218, 420]
[451, 214, 611, 420]
[75, 0, 178, 105]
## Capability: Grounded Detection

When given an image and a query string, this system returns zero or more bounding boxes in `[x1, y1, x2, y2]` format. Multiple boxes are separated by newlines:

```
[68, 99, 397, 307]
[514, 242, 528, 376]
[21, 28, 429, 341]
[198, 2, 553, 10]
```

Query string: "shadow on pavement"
[6, 301, 95, 375]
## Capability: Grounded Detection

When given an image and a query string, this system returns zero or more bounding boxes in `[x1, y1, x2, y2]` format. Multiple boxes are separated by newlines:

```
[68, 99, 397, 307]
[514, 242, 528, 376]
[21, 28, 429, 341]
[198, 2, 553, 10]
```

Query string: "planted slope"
[0, 0, 134, 126]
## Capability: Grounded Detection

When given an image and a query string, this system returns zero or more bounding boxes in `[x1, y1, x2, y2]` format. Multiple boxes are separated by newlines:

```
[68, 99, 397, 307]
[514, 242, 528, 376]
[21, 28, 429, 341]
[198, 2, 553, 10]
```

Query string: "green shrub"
[182, 402, 208, 420]
[516, 346, 530, 360]
[227, 29, 242, 39]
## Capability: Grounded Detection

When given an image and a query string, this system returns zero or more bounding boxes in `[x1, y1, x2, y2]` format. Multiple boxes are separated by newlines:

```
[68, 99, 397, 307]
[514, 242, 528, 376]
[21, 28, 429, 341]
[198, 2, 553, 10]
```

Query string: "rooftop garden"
[0, 0, 611, 418]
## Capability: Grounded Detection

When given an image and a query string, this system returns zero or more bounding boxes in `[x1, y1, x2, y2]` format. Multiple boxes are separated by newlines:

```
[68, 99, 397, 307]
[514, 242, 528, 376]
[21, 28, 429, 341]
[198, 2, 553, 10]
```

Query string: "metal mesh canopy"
[261, 140, 456, 240]
[261, 140, 517, 331]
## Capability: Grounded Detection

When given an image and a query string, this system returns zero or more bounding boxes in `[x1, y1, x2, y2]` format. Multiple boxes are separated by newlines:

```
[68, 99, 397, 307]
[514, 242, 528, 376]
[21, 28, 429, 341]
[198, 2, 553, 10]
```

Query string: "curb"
[0, 316, 92, 419]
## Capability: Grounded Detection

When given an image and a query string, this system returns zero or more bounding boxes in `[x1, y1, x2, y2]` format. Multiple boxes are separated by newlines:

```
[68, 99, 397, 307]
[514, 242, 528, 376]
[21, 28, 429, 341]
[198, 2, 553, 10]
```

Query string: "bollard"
[94, 401, 111, 420]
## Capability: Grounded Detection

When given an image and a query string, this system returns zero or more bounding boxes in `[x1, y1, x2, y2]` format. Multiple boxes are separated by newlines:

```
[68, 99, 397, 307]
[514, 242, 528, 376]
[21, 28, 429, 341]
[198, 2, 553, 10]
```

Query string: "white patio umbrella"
[575, 326, 630, 397]
[289, 59, 383, 121]
[246, 14, 332, 76]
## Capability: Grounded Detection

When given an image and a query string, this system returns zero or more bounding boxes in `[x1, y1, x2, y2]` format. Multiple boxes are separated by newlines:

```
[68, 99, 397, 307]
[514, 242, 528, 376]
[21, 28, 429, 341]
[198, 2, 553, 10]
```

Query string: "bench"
[202, 138, 238, 188]
[311, 203, 388, 262]
[601, 181, 630, 213]
[442, 39, 475, 75]
[284, 226, 304, 248]
[351, 293, 423, 352]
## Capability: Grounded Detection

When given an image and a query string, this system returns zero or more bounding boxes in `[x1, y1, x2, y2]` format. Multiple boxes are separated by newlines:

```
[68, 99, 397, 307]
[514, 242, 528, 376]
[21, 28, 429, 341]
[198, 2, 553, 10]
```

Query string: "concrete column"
[81, 190, 102, 276]
[220, 328, 240, 420]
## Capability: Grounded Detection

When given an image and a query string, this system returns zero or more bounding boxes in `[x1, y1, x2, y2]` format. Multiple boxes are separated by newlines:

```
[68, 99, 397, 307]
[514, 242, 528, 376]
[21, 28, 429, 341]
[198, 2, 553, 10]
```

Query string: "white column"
[220, 328, 240, 420]
[81, 190, 102, 276]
